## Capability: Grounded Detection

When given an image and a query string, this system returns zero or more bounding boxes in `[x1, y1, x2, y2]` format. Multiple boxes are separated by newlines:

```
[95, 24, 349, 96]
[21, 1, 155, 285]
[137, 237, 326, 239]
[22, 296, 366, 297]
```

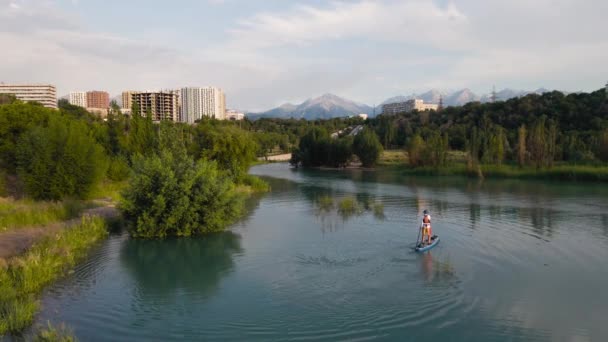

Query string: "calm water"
[35, 164, 608, 341]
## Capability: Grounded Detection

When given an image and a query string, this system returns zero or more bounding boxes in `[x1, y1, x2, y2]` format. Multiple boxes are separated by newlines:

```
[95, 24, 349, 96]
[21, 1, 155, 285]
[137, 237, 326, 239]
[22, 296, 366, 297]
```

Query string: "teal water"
[36, 163, 608, 341]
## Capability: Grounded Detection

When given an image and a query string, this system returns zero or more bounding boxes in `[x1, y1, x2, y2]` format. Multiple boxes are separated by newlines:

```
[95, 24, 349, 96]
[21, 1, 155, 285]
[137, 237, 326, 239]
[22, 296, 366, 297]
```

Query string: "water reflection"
[419, 252, 456, 283]
[311, 194, 386, 233]
[120, 232, 242, 297]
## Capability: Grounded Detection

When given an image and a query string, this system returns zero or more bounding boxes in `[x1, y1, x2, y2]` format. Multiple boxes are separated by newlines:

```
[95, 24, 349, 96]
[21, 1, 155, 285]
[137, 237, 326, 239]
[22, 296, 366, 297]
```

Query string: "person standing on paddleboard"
[420, 210, 432, 246]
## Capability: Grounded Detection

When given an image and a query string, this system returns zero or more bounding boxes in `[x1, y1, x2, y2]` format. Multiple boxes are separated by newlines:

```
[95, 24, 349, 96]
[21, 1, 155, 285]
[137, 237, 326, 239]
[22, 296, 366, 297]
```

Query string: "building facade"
[86, 91, 110, 109]
[121, 91, 137, 110]
[0, 83, 57, 109]
[131, 91, 178, 121]
[382, 99, 438, 115]
[180, 87, 226, 123]
[68, 91, 87, 107]
[226, 109, 245, 121]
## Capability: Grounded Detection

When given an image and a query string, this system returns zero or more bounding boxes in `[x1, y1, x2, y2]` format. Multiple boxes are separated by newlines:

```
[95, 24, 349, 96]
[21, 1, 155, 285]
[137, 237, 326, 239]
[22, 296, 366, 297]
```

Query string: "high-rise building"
[382, 99, 438, 115]
[180, 87, 226, 123]
[68, 91, 87, 107]
[121, 91, 137, 110]
[86, 91, 110, 109]
[0, 83, 57, 109]
[131, 91, 178, 122]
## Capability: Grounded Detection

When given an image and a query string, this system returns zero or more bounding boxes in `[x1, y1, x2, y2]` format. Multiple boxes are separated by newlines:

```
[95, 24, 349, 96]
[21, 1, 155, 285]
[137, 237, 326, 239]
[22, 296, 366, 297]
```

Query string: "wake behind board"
[415, 235, 439, 252]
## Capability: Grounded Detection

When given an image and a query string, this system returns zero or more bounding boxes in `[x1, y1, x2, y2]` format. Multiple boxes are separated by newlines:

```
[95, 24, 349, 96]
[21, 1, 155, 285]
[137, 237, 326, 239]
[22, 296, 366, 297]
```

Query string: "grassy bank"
[389, 163, 608, 182]
[88, 180, 128, 202]
[377, 150, 608, 182]
[0, 199, 89, 233]
[0, 216, 108, 335]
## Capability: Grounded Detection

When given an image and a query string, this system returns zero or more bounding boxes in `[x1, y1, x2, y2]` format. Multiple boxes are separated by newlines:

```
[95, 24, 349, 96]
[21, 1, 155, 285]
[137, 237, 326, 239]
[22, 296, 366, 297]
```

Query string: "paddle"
[414, 221, 421, 249]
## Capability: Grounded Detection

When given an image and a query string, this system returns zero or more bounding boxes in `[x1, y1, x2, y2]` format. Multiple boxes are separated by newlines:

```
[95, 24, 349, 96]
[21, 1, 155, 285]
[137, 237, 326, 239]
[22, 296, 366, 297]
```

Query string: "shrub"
[121, 151, 243, 238]
[106, 156, 131, 181]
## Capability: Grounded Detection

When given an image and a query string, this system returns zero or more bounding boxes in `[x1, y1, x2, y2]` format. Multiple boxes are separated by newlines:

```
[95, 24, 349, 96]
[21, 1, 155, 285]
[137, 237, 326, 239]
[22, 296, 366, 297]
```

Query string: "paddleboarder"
[420, 210, 432, 246]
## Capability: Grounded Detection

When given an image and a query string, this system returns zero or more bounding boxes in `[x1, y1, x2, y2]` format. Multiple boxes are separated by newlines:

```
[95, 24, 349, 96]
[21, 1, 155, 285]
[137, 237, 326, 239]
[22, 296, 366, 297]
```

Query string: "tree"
[517, 125, 527, 167]
[191, 124, 258, 181]
[407, 134, 425, 167]
[353, 128, 383, 167]
[120, 150, 242, 238]
[16, 116, 107, 200]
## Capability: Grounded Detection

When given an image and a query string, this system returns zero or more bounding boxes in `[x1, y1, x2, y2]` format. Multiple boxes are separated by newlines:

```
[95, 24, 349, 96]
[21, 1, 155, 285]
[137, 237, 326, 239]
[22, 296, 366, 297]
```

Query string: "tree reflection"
[311, 194, 386, 233]
[120, 232, 242, 298]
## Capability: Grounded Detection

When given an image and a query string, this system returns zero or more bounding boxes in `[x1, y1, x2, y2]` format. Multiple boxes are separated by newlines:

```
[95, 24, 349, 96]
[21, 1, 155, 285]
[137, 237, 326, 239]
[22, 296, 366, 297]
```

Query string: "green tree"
[353, 128, 383, 167]
[120, 150, 242, 238]
[517, 125, 527, 166]
[407, 134, 425, 167]
[191, 124, 258, 181]
[16, 116, 107, 200]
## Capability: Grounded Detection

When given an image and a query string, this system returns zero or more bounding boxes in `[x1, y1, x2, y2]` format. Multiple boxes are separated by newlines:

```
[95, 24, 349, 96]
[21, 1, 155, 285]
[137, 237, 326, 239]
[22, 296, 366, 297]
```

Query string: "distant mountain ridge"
[248, 88, 556, 120]
[381, 88, 553, 107]
[248, 93, 373, 120]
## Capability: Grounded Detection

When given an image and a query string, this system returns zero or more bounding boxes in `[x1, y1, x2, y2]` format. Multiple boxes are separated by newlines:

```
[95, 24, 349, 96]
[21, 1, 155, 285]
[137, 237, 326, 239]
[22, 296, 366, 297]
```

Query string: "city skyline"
[1, 0, 607, 111]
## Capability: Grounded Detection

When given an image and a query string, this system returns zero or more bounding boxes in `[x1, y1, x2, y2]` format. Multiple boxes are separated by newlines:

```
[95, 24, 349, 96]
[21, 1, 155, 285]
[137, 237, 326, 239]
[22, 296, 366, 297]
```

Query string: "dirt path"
[259, 153, 292, 162]
[0, 203, 120, 261]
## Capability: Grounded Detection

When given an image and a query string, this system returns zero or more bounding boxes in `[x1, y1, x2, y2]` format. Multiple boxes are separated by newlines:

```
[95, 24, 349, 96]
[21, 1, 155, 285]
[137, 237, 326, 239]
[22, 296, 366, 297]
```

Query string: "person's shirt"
[421, 214, 432, 227]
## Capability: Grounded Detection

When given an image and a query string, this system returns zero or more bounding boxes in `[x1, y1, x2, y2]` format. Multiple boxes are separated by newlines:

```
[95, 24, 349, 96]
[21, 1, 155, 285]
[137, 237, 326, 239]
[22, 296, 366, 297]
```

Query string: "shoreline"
[283, 162, 608, 183]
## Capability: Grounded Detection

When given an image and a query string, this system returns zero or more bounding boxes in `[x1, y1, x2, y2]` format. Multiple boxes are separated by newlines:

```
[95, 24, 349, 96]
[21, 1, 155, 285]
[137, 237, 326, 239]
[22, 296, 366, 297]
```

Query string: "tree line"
[0, 98, 263, 237]
[368, 89, 608, 167]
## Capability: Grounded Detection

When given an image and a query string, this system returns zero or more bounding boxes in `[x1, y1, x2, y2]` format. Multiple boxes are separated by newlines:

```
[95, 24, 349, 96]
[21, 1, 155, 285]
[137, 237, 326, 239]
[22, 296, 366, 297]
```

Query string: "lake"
[36, 163, 608, 341]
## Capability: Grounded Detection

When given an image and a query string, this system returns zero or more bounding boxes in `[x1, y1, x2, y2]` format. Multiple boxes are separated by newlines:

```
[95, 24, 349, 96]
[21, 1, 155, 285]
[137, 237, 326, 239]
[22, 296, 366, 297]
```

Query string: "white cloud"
[0, 0, 606, 110]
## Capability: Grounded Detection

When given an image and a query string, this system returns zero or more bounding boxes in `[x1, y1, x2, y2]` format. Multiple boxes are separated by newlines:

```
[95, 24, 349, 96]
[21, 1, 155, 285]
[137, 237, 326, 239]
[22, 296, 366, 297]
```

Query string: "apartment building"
[0, 83, 57, 109]
[180, 87, 226, 123]
[382, 99, 438, 115]
[68, 91, 87, 107]
[131, 91, 178, 121]
[121, 91, 137, 110]
[226, 109, 245, 121]
[86, 91, 110, 109]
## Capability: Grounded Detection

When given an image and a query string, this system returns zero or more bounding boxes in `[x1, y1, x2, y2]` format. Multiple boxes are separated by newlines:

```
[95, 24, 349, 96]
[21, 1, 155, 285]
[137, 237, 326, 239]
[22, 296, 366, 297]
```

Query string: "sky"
[1, 0, 607, 111]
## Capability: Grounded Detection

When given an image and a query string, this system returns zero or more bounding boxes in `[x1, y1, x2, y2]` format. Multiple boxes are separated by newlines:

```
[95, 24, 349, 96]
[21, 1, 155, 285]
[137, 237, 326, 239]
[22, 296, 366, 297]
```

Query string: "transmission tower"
[490, 85, 498, 103]
[438, 95, 444, 111]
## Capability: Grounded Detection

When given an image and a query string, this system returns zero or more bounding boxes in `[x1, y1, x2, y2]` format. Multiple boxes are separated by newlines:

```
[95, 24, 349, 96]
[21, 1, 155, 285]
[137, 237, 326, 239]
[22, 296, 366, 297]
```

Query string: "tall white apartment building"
[0, 83, 57, 109]
[68, 91, 87, 107]
[180, 87, 226, 123]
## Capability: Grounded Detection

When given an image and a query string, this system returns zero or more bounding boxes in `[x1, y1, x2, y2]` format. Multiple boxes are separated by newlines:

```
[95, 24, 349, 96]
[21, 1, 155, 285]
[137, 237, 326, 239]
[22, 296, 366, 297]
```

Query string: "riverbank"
[376, 150, 608, 182]
[0, 181, 123, 338]
[0, 215, 110, 336]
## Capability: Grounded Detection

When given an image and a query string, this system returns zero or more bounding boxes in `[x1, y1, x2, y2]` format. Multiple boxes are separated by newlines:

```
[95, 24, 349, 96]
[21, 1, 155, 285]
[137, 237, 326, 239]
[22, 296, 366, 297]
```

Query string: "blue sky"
[1, 0, 607, 111]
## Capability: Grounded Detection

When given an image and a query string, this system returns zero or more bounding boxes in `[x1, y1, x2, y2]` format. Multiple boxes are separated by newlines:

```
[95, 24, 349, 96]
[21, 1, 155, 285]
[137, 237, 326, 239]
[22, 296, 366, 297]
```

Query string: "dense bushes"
[121, 151, 242, 238]
[290, 127, 354, 167]
[16, 117, 107, 200]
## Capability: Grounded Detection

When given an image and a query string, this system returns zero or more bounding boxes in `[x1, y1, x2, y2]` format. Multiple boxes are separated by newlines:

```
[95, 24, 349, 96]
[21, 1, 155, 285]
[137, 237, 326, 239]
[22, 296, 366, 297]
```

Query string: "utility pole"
[491, 85, 497, 103]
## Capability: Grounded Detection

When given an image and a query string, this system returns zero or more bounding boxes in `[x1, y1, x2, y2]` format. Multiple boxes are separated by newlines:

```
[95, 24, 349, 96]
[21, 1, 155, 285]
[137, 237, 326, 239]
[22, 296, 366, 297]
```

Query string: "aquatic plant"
[33, 322, 77, 342]
[317, 196, 334, 212]
[337, 197, 363, 218]
[372, 203, 385, 220]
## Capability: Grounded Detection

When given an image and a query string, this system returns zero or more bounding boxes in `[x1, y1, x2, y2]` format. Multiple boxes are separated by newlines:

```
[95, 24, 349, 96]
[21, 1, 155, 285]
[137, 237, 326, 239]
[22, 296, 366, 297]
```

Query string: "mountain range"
[249, 88, 554, 120]
[247, 93, 373, 120]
